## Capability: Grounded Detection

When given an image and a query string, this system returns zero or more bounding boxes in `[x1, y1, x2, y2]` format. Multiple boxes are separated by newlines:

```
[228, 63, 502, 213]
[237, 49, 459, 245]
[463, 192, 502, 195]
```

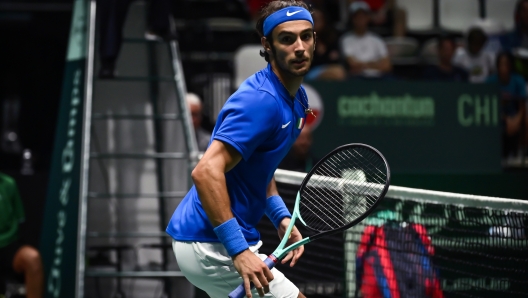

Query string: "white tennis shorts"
[172, 240, 299, 298]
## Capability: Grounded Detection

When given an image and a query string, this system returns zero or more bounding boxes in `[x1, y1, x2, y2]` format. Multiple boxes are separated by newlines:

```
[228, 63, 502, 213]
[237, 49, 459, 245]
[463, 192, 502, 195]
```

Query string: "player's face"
[270, 20, 315, 77]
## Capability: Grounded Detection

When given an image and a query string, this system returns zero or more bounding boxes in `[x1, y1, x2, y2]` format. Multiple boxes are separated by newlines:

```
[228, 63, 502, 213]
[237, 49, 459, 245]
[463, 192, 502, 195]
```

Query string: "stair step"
[123, 37, 167, 44]
[88, 192, 187, 199]
[95, 75, 173, 82]
[89, 152, 187, 159]
[85, 271, 185, 278]
[87, 232, 169, 238]
[92, 113, 181, 120]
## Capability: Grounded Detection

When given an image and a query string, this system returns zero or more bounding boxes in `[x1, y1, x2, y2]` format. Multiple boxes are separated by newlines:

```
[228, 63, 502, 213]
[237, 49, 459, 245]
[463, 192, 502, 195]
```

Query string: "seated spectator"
[340, 1, 392, 78]
[187, 93, 211, 152]
[487, 52, 528, 158]
[0, 172, 43, 298]
[501, 0, 528, 80]
[304, 0, 342, 27]
[453, 27, 496, 83]
[246, 0, 272, 21]
[306, 8, 346, 81]
[278, 126, 319, 173]
[348, 0, 407, 37]
[422, 35, 469, 82]
[501, 0, 528, 52]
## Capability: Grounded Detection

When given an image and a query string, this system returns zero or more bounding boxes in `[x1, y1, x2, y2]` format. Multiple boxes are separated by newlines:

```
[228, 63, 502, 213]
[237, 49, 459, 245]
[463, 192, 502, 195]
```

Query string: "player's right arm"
[192, 140, 273, 298]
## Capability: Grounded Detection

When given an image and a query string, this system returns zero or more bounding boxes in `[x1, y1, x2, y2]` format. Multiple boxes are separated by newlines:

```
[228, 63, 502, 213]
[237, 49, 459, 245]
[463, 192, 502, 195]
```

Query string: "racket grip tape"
[227, 255, 278, 298]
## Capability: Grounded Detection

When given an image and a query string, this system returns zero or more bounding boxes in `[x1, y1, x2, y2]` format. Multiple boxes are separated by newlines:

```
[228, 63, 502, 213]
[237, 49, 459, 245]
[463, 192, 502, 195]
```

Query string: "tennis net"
[256, 169, 528, 298]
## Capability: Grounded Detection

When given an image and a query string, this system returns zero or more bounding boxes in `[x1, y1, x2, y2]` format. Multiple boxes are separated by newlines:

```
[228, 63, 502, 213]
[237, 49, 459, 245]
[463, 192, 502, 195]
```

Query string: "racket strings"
[299, 147, 387, 232]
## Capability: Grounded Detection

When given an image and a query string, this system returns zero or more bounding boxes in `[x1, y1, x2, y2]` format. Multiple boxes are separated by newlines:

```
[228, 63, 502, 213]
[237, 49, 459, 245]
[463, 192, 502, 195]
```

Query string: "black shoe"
[144, 29, 178, 41]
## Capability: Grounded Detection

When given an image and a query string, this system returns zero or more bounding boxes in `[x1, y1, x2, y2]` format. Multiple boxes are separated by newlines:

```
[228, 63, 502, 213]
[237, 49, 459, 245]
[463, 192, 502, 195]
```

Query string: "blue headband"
[263, 7, 314, 37]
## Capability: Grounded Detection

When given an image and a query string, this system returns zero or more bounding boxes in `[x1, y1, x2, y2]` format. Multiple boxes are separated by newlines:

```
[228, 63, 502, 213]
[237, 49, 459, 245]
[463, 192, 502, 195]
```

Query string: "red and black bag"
[355, 223, 444, 298]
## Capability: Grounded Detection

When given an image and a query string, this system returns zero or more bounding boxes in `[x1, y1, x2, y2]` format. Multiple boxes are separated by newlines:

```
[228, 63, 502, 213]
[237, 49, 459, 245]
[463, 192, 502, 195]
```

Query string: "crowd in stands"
[292, 0, 527, 160]
[96, 0, 528, 162]
[244, 0, 528, 163]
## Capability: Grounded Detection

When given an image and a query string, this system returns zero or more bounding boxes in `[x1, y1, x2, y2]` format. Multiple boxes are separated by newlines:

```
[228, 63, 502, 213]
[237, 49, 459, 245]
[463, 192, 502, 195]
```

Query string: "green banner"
[306, 81, 501, 174]
[39, 1, 88, 297]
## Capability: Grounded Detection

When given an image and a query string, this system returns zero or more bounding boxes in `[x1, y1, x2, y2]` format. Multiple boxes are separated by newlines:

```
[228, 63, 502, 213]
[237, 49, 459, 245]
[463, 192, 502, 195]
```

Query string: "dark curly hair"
[255, 0, 312, 62]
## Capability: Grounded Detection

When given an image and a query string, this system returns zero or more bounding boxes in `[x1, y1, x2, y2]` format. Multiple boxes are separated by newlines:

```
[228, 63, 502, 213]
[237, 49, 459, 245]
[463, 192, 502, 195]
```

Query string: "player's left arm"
[265, 178, 304, 267]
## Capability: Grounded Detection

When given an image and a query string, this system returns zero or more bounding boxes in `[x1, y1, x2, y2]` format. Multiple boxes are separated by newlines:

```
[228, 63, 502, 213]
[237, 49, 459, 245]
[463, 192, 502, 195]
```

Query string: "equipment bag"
[355, 222, 444, 298]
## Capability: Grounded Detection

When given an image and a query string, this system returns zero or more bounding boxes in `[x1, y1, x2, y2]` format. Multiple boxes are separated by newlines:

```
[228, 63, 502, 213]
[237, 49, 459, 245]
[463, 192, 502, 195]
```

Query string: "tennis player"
[166, 1, 315, 297]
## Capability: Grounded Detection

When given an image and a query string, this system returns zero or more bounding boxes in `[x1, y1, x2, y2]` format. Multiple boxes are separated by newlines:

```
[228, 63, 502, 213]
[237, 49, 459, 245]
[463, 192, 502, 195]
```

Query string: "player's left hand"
[277, 217, 304, 267]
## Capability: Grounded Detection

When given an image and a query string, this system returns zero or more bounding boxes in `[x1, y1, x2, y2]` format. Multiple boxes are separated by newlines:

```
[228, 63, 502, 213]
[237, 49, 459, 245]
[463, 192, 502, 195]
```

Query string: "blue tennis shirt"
[166, 63, 309, 245]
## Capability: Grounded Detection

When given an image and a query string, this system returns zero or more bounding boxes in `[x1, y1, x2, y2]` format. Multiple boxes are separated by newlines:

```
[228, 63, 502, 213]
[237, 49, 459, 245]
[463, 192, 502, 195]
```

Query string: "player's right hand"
[232, 249, 274, 298]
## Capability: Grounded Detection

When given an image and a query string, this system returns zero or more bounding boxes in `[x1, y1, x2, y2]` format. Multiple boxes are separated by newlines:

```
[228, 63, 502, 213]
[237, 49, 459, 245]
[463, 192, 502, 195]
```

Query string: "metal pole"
[75, 0, 96, 297]
[169, 40, 199, 169]
[146, 34, 172, 298]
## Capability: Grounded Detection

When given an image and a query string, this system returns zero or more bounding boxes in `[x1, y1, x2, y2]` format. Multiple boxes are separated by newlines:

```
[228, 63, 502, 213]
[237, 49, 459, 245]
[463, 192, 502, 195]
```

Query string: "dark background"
[0, 0, 72, 246]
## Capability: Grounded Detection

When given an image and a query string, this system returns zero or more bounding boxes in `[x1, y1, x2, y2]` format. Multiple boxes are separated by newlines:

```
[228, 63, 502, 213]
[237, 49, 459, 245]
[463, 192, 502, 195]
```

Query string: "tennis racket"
[228, 143, 390, 298]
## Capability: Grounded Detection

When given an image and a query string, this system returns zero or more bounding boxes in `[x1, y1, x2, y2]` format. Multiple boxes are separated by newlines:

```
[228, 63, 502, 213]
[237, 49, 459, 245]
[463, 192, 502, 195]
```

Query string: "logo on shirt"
[282, 121, 291, 129]
[296, 118, 305, 129]
[286, 10, 302, 16]
[302, 84, 324, 130]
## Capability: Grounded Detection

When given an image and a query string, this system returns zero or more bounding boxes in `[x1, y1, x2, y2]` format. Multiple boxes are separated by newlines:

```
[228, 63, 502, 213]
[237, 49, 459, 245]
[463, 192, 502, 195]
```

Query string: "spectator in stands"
[246, 0, 272, 20]
[305, 8, 346, 81]
[487, 52, 528, 158]
[501, 0, 528, 80]
[278, 126, 319, 173]
[0, 172, 43, 298]
[501, 0, 528, 52]
[422, 35, 468, 82]
[304, 0, 341, 27]
[247, 0, 342, 24]
[348, 0, 406, 37]
[187, 93, 211, 152]
[98, 0, 174, 78]
[340, 1, 392, 78]
[453, 27, 496, 83]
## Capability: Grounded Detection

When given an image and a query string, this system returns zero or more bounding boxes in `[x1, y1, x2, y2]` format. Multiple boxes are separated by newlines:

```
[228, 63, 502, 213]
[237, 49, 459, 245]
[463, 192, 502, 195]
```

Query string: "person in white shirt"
[453, 27, 496, 83]
[339, 1, 392, 77]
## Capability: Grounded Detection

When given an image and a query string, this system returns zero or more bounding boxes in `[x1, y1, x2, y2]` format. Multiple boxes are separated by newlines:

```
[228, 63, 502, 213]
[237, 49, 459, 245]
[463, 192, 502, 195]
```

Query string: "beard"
[272, 45, 312, 77]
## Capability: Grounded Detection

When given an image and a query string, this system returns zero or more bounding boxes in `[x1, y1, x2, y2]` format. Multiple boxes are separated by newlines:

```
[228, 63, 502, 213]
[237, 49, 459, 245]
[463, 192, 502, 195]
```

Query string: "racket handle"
[228, 256, 278, 298]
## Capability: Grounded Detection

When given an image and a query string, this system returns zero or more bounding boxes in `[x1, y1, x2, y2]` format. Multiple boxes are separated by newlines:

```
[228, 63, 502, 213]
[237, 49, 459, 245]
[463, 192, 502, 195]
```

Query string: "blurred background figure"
[501, 0, 528, 52]
[453, 27, 496, 83]
[279, 126, 319, 173]
[98, 0, 174, 78]
[246, 0, 272, 21]
[187, 93, 211, 152]
[422, 35, 469, 82]
[305, 8, 346, 81]
[348, 0, 407, 37]
[487, 52, 528, 158]
[340, 1, 392, 78]
[502, 0, 528, 80]
[0, 172, 43, 298]
[305, 8, 346, 80]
